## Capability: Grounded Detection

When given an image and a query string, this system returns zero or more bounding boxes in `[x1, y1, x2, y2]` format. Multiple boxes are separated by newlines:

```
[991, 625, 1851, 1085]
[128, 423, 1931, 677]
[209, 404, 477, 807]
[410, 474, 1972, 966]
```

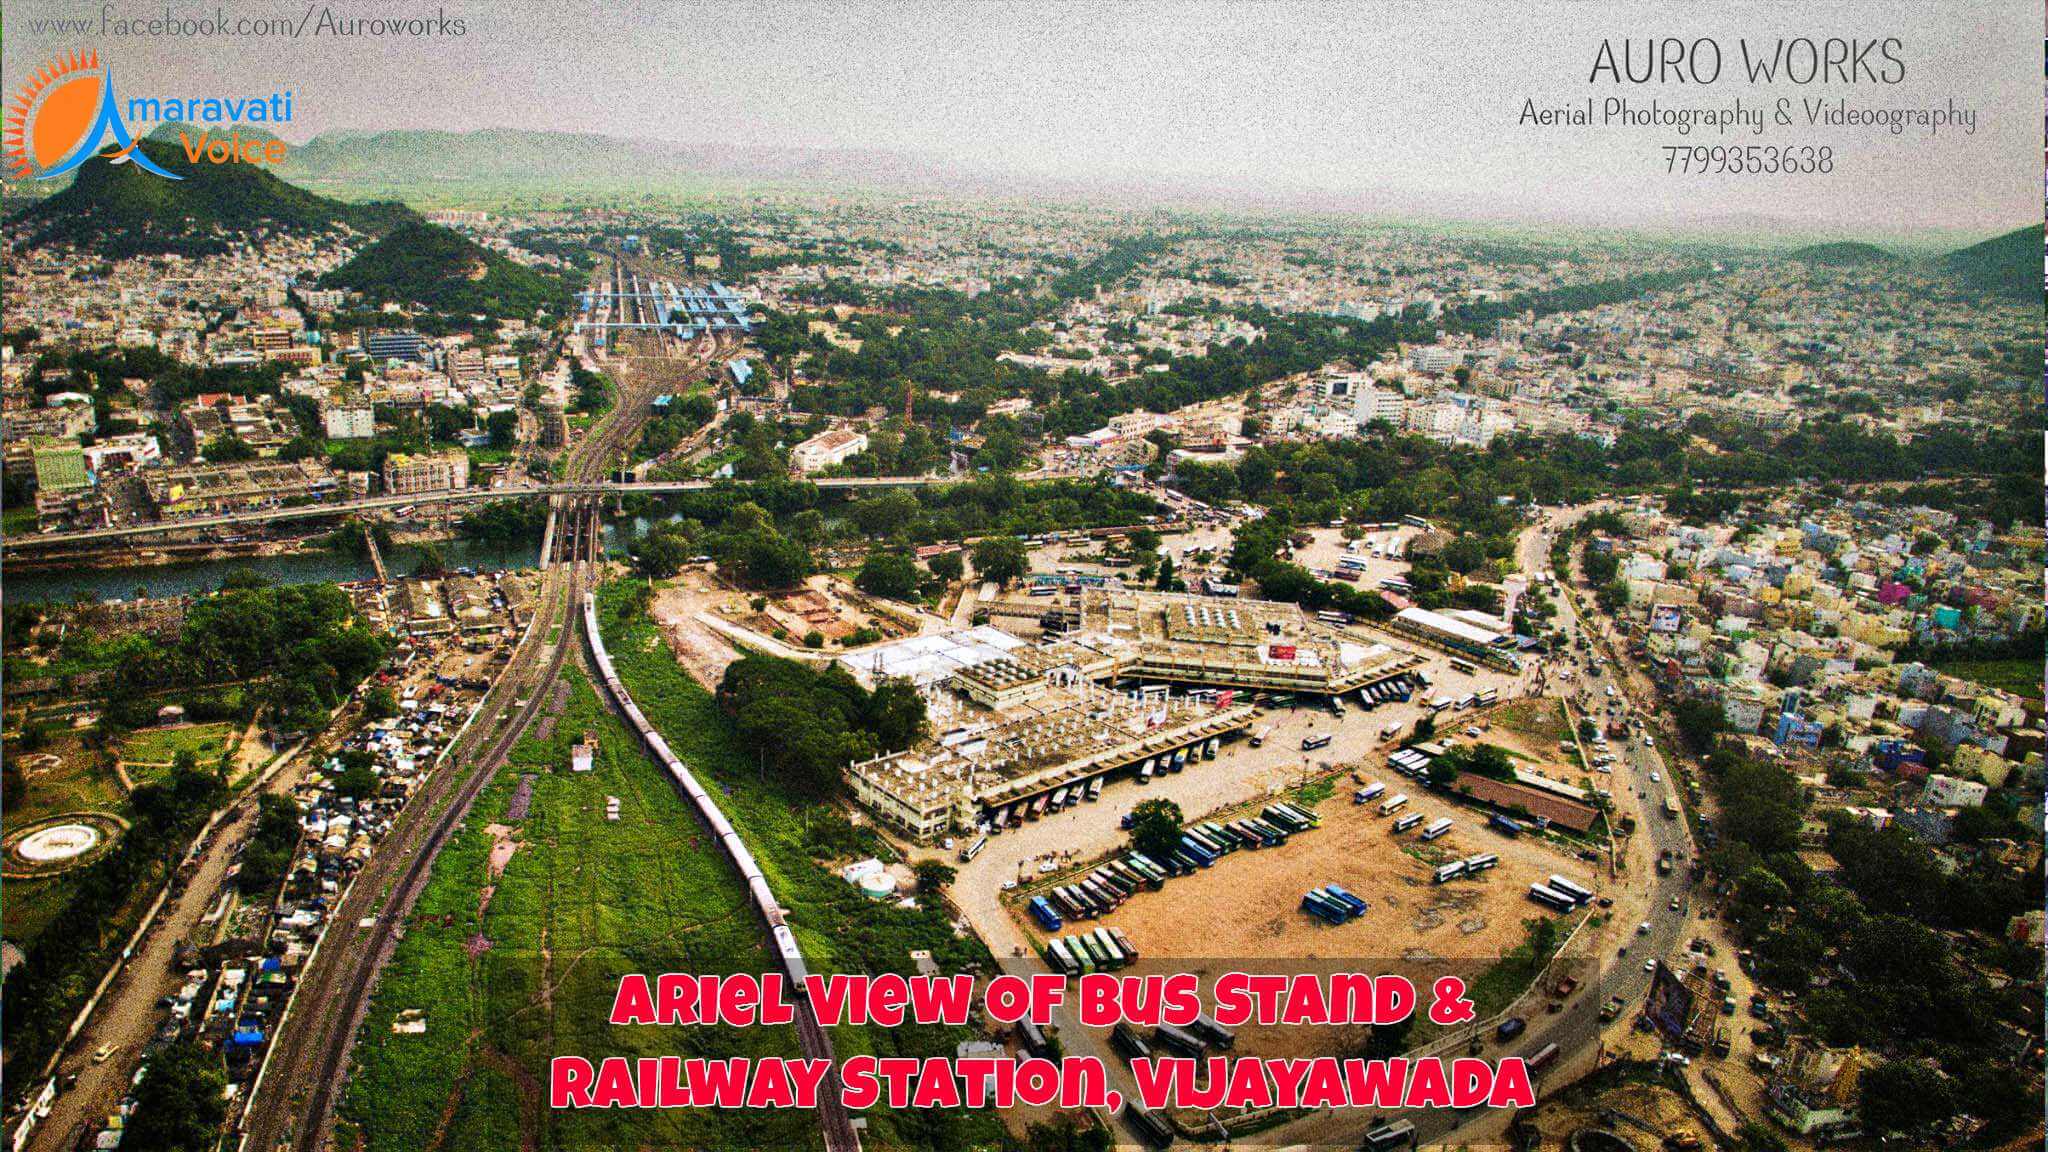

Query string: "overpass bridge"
[4, 476, 949, 551]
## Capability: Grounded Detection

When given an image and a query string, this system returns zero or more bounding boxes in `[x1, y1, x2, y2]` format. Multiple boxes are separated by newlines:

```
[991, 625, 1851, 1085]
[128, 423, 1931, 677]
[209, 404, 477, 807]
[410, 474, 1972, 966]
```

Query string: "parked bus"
[1448, 658, 1478, 675]
[1525, 1042, 1561, 1074]
[1378, 793, 1409, 816]
[1528, 884, 1578, 912]
[1475, 688, 1499, 706]
[1363, 1119, 1418, 1150]
[959, 835, 987, 864]
[1545, 875, 1594, 904]
[1420, 818, 1454, 841]
[1250, 726, 1272, 747]
[1391, 813, 1424, 833]
[1301, 733, 1332, 751]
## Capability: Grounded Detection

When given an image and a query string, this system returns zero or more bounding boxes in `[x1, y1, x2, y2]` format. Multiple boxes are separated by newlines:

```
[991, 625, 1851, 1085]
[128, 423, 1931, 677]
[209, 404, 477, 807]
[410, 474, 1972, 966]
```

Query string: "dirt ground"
[648, 572, 749, 688]
[1083, 790, 1598, 1059]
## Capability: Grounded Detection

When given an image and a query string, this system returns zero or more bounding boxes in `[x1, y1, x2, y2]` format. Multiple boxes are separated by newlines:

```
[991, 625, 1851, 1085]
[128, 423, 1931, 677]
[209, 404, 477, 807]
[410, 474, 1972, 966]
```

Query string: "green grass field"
[2, 877, 77, 943]
[121, 722, 240, 768]
[596, 583, 1005, 1152]
[342, 670, 819, 1151]
[1931, 657, 2042, 702]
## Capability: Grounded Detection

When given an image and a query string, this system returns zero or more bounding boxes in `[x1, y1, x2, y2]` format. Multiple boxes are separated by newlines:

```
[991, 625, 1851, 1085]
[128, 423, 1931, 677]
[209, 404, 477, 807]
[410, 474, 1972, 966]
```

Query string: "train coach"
[584, 593, 812, 999]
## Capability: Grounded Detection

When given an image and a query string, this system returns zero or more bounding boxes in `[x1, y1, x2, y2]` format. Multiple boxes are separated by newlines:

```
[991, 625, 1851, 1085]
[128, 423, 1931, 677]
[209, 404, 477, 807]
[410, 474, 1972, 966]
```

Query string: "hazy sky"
[7, 0, 2039, 237]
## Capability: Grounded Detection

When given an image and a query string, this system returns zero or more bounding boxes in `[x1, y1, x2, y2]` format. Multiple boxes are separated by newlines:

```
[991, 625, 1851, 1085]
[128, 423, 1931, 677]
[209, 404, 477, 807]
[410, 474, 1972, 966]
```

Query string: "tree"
[1365, 1014, 1412, 1059]
[333, 749, 380, 800]
[632, 523, 692, 579]
[125, 1042, 228, 1152]
[1857, 1058, 1954, 1136]
[411, 541, 447, 576]
[1128, 798, 1184, 864]
[363, 683, 398, 720]
[926, 549, 964, 583]
[913, 860, 957, 894]
[971, 536, 1029, 586]
[1730, 866, 1792, 924]
[486, 407, 520, 449]
[855, 551, 922, 600]
[1023, 1113, 1111, 1152]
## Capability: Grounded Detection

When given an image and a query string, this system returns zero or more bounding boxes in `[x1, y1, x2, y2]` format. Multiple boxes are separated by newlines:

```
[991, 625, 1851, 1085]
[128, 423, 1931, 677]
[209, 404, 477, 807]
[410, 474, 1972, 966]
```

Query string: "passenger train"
[582, 593, 811, 995]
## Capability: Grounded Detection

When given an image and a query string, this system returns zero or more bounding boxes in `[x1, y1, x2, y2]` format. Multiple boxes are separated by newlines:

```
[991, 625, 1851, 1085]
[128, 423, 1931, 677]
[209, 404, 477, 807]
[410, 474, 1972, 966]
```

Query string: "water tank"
[859, 872, 898, 900]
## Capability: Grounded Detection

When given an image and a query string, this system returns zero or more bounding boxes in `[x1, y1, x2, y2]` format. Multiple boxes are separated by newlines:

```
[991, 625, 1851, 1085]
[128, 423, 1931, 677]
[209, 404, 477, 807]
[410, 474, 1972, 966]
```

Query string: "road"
[236, 301, 675, 1152]
[6, 477, 953, 551]
[23, 753, 302, 1152]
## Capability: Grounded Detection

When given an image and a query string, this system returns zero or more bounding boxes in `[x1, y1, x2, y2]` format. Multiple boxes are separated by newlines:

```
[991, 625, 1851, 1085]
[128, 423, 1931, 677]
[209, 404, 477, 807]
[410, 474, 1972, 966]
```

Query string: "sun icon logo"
[6, 50, 179, 181]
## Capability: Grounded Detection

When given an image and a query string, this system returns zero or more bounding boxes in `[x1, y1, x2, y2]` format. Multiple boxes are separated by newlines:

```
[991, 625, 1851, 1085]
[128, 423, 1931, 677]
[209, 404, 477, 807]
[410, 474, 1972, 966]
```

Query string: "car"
[1669, 897, 1682, 911]
[1643, 959, 1657, 973]
[92, 1044, 116, 1064]
[1649, 771, 1661, 783]
[1037, 861, 1056, 874]
[1643, 736, 1655, 748]
[1637, 921, 1652, 935]
[1597, 896, 1614, 908]
[1000, 880, 1018, 891]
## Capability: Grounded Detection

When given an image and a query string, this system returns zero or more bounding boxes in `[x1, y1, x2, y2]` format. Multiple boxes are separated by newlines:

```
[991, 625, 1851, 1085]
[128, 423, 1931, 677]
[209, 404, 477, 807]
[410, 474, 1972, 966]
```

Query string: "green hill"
[1939, 225, 2040, 302]
[318, 218, 570, 321]
[15, 139, 411, 259]
[1786, 241, 1897, 266]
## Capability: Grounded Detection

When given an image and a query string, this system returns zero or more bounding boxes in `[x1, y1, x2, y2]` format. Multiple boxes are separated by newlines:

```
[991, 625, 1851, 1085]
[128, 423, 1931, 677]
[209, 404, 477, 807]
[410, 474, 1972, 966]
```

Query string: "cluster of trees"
[93, 580, 388, 734]
[319, 219, 574, 324]
[1427, 742, 1516, 786]
[633, 392, 718, 463]
[853, 551, 931, 601]
[1697, 744, 2039, 1141]
[713, 655, 926, 795]
[458, 499, 549, 543]
[236, 795, 304, 894]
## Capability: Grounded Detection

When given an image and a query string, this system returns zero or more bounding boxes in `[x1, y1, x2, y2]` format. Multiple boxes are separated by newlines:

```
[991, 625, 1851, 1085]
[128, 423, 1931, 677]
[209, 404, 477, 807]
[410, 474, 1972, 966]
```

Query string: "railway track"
[240, 302, 671, 1149]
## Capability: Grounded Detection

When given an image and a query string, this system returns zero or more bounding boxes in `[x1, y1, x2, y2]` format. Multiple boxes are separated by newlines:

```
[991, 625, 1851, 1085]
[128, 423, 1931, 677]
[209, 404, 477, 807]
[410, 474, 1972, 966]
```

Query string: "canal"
[3, 536, 550, 603]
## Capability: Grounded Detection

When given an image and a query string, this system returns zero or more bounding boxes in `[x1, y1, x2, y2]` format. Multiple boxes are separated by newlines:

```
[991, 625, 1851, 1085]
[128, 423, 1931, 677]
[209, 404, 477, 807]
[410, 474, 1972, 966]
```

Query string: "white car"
[1000, 880, 1018, 891]
[1643, 736, 1655, 748]
[1643, 959, 1657, 973]
[1650, 771, 1661, 783]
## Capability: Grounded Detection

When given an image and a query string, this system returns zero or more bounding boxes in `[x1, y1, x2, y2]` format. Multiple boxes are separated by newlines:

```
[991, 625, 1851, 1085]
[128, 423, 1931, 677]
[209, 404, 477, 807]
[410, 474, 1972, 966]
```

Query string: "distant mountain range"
[1779, 227, 2038, 302]
[1785, 241, 1899, 266]
[1937, 225, 2040, 302]
[7, 127, 2036, 304]
[278, 128, 957, 193]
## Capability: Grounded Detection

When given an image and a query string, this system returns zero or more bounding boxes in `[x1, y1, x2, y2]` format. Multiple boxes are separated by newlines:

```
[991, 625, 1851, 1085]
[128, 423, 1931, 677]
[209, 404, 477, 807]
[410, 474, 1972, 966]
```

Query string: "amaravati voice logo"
[6, 50, 181, 181]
